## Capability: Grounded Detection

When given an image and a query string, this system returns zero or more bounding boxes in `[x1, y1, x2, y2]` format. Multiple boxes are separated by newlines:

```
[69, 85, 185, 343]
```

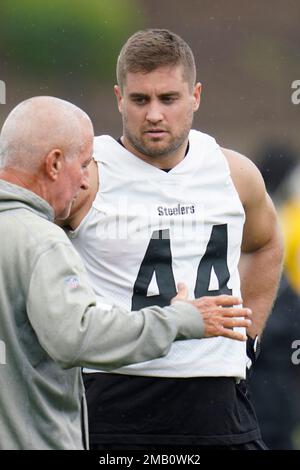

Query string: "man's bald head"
[0, 96, 93, 172]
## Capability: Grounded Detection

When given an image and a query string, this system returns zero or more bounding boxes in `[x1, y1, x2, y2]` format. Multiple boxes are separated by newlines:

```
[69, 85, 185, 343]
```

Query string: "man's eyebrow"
[128, 91, 181, 98]
[159, 91, 180, 98]
[129, 92, 149, 98]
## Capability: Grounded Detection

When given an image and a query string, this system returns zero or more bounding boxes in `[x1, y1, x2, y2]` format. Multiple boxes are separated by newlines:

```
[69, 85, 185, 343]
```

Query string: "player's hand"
[172, 284, 251, 341]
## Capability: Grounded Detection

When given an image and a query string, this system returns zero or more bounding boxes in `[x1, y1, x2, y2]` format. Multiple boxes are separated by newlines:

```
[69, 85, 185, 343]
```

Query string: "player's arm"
[222, 148, 284, 338]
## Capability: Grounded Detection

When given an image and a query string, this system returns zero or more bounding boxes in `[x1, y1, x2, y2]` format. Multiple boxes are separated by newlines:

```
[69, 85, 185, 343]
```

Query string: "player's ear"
[114, 85, 124, 113]
[192, 82, 202, 111]
[45, 149, 63, 181]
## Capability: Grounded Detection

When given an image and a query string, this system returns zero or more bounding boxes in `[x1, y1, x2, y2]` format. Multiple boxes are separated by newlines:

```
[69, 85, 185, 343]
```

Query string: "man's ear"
[114, 85, 123, 113]
[192, 82, 202, 112]
[45, 149, 63, 181]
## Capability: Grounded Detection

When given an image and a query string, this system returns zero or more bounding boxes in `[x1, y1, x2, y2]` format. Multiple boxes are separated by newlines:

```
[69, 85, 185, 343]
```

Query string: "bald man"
[0, 97, 252, 450]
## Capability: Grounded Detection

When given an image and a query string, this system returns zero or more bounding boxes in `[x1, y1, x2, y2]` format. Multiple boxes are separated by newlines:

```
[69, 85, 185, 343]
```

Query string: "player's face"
[115, 65, 201, 167]
[55, 133, 93, 220]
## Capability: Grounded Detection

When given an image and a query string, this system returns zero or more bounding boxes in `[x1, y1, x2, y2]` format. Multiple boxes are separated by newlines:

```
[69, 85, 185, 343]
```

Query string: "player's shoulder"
[94, 134, 117, 150]
[93, 135, 122, 163]
[222, 147, 265, 185]
[221, 148, 266, 207]
[222, 147, 260, 173]
[189, 129, 218, 148]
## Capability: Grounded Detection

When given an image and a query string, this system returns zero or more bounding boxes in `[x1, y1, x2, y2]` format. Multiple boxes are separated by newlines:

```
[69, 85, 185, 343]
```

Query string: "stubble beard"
[122, 114, 193, 160]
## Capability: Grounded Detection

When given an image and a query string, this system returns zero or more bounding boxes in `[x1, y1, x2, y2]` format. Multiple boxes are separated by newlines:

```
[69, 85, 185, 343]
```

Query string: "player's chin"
[143, 138, 170, 153]
[145, 133, 169, 144]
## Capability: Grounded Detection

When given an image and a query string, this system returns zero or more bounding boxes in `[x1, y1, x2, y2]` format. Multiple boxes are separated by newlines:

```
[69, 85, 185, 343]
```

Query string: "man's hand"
[172, 283, 251, 341]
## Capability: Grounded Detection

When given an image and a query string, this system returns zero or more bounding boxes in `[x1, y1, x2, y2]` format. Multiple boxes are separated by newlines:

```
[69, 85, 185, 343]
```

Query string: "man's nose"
[145, 102, 163, 123]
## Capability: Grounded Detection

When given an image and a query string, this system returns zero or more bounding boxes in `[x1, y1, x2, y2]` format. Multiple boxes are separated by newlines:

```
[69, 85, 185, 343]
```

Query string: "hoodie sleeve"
[26, 240, 204, 369]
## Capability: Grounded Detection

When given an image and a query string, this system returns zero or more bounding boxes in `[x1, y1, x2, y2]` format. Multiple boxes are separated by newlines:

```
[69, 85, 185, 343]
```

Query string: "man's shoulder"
[94, 134, 116, 149]
[221, 148, 267, 209]
[189, 129, 218, 147]
[94, 134, 114, 142]
[2, 207, 72, 271]
[93, 135, 123, 163]
[222, 148, 264, 188]
[21, 210, 70, 248]
[222, 147, 256, 168]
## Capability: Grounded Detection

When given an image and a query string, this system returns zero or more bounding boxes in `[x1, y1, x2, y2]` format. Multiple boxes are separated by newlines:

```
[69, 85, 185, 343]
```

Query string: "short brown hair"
[116, 29, 196, 90]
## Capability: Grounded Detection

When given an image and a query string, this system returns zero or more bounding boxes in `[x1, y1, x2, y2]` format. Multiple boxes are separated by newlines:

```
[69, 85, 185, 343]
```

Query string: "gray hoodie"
[0, 180, 204, 449]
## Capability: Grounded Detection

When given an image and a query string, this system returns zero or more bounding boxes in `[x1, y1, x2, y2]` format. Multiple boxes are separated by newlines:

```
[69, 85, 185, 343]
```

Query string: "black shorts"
[83, 373, 262, 447]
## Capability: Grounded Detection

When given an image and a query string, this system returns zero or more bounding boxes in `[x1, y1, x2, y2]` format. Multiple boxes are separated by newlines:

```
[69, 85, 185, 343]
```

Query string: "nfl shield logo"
[65, 276, 80, 289]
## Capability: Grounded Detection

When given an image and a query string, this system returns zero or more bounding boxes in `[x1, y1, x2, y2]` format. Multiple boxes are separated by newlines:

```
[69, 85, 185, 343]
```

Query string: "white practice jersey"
[68, 130, 247, 378]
